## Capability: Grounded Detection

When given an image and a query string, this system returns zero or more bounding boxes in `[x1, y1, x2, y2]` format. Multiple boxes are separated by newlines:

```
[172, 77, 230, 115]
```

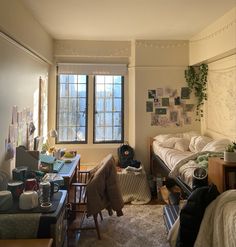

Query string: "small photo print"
[151, 113, 159, 126]
[148, 90, 156, 99]
[184, 116, 192, 125]
[170, 111, 178, 122]
[156, 88, 164, 97]
[174, 96, 181, 105]
[146, 101, 153, 112]
[155, 108, 167, 115]
[185, 104, 195, 112]
[154, 98, 161, 107]
[181, 87, 190, 99]
[162, 98, 170, 107]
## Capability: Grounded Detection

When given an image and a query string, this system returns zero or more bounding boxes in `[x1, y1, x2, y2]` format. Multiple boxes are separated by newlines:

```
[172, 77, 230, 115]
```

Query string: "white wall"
[190, 7, 236, 65]
[0, 0, 53, 64]
[189, 7, 236, 141]
[0, 34, 49, 176]
[131, 40, 200, 172]
[0, 0, 53, 179]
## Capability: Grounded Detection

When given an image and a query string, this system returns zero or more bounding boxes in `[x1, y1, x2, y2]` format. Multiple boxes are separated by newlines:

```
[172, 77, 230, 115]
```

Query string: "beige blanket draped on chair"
[86, 154, 124, 217]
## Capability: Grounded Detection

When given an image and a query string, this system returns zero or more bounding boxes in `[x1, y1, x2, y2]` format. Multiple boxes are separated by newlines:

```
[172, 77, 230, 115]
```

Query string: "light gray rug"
[76, 204, 170, 247]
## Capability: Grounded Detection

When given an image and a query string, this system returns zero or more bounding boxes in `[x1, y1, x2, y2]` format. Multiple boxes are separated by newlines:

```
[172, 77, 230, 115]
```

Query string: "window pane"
[67, 127, 77, 140]
[114, 76, 121, 84]
[96, 127, 104, 141]
[58, 127, 68, 141]
[69, 84, 77, 97]
[79, 98, 86, 112]
[96, 84, 104, 97]
[59, 112, 68, 126]
[59, 98, 69, 111]
[105, 76, 112, 84]
[94, 75, 123, 143]
[96, 98, 104, 112]
[114, 127, 122, 140]
[78, 75, 87, 83]
[113, 112, 121, 126]
[68, 75, 77, 83]
[114, 98, 121, 111]
[96, 75, 104, 84]
[68, 113, 77, 126]
[114, 84, 121, 97]
[77, 128, 86, 141]
[95, 113, 104, 126]
[57, 74, 88, 143]
[105, 84, 113, 97]
[78, 83, 86, 97]
[60, 75, 68, 84]
[79, 113, 86, 126]
[105, 127, 112, 140]
[60, 84, 69, 97]
[68, 98, 77, 112]
[105, 113, 112, 126]
[105, 98, 112, 111]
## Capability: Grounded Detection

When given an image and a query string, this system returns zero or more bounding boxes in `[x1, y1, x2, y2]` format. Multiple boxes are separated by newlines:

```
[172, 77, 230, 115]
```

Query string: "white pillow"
[189, 136, 213, 153]
[182, 131, 200, 140]
[153, 134, 175, 143]
[174, 138, 190, 152]
[202, 139, 231, 152]
[160, 137, 182, 148]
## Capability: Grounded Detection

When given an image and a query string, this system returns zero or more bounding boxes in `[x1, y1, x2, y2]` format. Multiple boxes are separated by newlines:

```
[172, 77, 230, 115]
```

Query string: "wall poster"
[147, 86, 194, 127]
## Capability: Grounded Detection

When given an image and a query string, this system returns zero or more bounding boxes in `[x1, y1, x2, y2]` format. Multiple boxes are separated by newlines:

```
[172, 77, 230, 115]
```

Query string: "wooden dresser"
[208, 157, 236, 193]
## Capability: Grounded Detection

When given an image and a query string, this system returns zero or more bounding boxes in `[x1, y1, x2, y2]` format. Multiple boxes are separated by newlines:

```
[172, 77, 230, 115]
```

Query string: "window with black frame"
[56, 74, 88, 143]
[93, 75, 124, 143]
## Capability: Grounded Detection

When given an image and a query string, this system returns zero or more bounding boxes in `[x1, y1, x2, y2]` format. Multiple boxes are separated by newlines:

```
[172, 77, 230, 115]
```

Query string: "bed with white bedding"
[150, 131, 230, 195]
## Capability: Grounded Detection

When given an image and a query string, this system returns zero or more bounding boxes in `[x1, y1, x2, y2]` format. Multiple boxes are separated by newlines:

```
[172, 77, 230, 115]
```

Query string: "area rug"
[75, 204, 170, 247]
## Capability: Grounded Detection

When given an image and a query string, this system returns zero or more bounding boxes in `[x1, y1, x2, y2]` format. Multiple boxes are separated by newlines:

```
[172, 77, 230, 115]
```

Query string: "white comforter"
[194, 189, 236, 247]
[169, 151, 222, 188]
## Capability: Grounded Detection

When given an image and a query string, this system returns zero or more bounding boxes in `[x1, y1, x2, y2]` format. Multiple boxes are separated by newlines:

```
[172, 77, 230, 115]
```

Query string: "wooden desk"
[0, 239, 53, 247]
[59, 154, 80, 192]
[0, 191, 67, 247]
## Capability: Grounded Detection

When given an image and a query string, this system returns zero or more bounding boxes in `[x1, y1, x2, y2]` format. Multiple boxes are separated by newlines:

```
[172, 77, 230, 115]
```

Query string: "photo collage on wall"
[146, 87, 194, 127]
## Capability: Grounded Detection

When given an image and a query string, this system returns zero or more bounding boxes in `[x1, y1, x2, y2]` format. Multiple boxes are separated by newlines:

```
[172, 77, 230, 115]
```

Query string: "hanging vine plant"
[184, 63, 208, 121]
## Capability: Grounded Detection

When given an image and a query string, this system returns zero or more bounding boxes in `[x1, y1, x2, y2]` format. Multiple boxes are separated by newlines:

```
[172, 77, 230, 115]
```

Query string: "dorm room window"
[56, 74, 88, 143]
[93, 75, 124, 143]
[56, 64, 126, 144]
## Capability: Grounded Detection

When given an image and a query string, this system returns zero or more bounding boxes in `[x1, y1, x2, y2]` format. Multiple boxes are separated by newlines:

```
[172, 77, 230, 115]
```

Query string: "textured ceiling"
[21, 0, 236, 40]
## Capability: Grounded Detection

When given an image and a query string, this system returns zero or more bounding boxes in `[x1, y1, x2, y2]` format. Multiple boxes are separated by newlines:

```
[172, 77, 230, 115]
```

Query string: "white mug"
[19, 191, 38, 210]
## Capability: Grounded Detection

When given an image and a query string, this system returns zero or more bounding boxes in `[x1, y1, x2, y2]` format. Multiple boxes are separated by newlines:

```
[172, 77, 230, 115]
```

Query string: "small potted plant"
[224, 142, 236, 162]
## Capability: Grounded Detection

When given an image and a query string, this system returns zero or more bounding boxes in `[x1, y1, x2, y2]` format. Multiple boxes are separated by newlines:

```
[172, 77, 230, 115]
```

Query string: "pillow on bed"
[182, 131, 200, 140]
[153, 134, 176, 143]
[174, 138, 190, 152]
[159, 137, 182, 148]
[189, 136, 213, 153]
[201, 138, 231, 152]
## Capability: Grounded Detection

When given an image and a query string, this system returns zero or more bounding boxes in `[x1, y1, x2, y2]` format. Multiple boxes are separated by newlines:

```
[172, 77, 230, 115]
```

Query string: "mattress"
[152, 140, 192, 170]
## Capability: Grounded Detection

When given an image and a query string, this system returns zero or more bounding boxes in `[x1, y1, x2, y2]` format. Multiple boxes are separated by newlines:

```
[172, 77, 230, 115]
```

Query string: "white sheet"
[153, 140, 224, 188]
[152, 140, 192, 170]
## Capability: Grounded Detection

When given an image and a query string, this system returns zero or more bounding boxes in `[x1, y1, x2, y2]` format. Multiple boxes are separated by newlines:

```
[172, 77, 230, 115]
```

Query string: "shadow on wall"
[0, 157, 13, 190]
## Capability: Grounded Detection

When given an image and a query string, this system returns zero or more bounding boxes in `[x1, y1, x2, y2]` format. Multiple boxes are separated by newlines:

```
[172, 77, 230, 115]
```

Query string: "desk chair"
[67, 170, 103, 240]
[67, 154, 124, 241]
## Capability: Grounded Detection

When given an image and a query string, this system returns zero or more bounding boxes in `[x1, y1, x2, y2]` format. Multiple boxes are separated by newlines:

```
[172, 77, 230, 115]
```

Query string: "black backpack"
[117, 144, 134, 168]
